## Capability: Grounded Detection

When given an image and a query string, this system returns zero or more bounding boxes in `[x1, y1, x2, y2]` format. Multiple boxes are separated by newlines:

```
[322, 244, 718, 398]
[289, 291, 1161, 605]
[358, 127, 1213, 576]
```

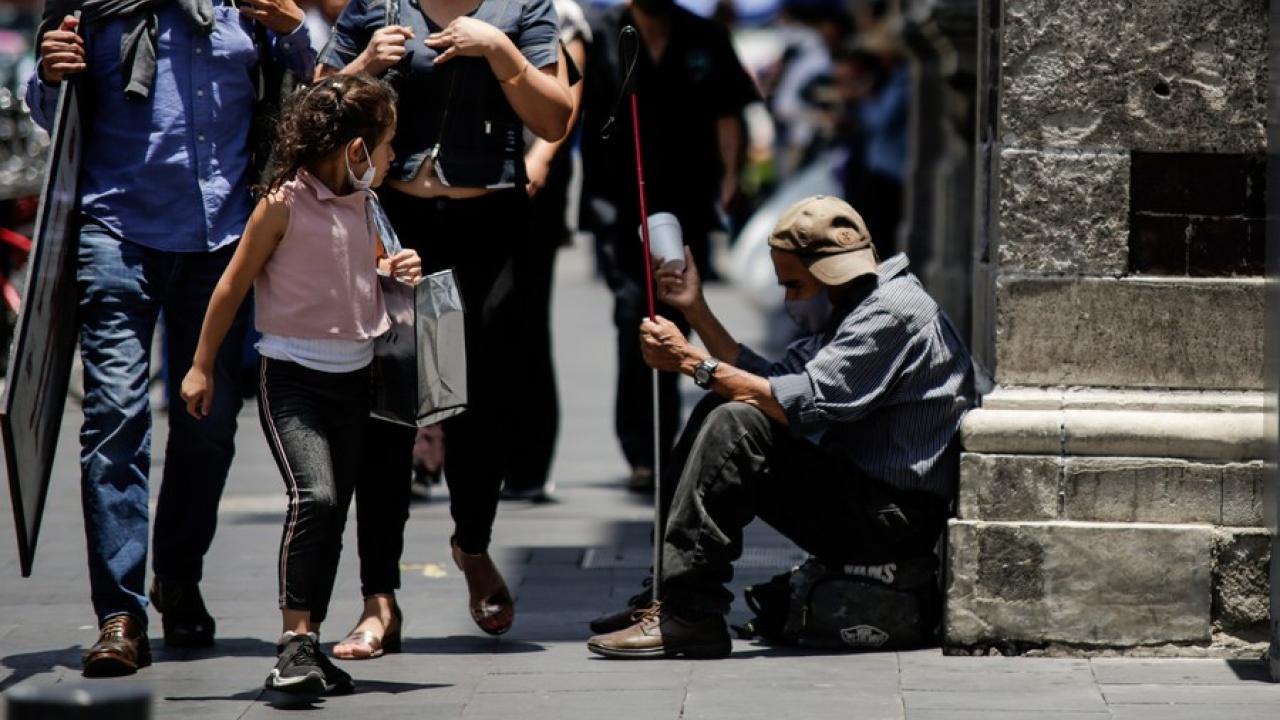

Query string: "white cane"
[629, 92, 664, 602]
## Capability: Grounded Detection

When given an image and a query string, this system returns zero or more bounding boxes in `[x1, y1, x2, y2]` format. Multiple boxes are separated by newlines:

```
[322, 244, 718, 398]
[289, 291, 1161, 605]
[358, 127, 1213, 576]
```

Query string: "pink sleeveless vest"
[254, 170, 390, 341]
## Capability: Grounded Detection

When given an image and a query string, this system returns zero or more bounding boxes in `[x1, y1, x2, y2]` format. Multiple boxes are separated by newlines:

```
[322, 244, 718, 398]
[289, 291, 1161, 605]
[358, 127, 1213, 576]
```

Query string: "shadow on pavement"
[0, 637, 281, 693]
[397, 635, 545, 655]
[0, 645, 83, 692]
[166, 680, 450, 706]
[1227, 659, 1274, 682]
[347, 680, 453, 694]
[164, 688, 265, 703]
[152, 636, 278, 663]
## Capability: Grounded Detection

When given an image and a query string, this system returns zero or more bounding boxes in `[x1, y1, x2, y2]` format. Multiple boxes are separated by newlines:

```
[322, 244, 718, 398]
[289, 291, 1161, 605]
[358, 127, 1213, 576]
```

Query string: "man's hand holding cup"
[654, 246, 703, 314]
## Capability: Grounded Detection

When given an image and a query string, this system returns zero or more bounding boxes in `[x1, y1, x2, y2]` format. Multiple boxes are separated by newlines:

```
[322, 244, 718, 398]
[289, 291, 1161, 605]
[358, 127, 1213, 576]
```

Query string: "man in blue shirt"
[27, 0, 313, 677]
[587, 196, 973, 659]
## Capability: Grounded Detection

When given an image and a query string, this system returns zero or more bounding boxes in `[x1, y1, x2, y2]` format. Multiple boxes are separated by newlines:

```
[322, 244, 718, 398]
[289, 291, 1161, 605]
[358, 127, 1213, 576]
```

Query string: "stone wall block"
[1063, 458, 1220, 524]
[995, 276, 1264, 389]
[959, 453, 1266, 525]
[1000, 0, 1267, 152]
[997, 149, 1129, 274]
[946, 520, 1213, 647]
[1220, 464, 1266, 526]
[958, 453, 1060, 521]
[1211, 529, 1271, 633]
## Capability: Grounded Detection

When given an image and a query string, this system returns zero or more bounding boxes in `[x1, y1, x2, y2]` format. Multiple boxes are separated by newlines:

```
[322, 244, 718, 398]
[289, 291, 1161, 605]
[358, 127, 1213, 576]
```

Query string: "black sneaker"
[265, 633, 326, 696]
[317, 650, 355, 695]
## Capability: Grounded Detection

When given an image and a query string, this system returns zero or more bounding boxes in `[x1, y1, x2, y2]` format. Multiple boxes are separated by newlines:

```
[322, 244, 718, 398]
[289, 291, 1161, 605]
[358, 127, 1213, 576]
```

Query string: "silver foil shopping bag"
[369, 195, 468, 426]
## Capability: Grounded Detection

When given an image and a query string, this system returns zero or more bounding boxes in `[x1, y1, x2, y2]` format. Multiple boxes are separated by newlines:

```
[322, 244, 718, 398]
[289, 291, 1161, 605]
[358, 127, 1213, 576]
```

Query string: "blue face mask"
[785, 289, 833, 335]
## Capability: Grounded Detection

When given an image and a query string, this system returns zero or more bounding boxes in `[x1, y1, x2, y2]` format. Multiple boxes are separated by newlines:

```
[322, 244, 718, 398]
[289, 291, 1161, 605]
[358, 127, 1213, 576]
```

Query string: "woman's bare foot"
[332, 594, 402, 659]
[451, 540, 515, 636]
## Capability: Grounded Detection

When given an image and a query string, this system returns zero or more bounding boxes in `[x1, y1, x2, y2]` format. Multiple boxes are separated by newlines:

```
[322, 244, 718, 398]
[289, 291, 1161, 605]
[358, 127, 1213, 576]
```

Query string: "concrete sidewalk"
[1, 245, 1278, 719]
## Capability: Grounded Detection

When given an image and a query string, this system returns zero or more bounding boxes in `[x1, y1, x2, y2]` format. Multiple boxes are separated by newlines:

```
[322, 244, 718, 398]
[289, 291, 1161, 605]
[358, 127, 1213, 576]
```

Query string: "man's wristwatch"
[693, 357, 720, 389]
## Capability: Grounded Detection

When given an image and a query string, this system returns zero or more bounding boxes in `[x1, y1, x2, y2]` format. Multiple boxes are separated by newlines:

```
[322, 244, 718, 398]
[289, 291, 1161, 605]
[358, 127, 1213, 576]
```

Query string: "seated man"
[587, 195, 974, 659]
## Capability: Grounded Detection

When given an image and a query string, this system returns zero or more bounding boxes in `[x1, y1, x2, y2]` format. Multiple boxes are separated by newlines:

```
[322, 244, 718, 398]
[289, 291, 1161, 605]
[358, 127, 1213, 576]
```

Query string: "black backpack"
[736, 556, 941, 651]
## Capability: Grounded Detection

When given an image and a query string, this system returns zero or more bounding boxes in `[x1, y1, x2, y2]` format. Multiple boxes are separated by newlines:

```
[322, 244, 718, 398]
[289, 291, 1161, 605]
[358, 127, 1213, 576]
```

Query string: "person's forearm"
[684, 298, 741, 364]
[487, 40, 571, 141]
[191, 279, 250, 372]
[677, 351, 787, 425]
[522, 52, 583, 166]
[524, 43, 585, 166]
[525, 137, 557, 170]
[333, 52, 374, 76]
[716, 114, 743, 185]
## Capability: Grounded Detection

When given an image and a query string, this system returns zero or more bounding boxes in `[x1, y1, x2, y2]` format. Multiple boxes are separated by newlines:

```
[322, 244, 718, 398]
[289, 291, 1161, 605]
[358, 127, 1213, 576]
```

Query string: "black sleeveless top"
[321, 0, 560, 188]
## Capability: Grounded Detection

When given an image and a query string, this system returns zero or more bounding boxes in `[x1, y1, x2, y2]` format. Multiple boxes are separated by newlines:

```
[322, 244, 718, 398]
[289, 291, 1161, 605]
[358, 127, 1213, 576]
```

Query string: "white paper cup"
[639, 212, 686, 271]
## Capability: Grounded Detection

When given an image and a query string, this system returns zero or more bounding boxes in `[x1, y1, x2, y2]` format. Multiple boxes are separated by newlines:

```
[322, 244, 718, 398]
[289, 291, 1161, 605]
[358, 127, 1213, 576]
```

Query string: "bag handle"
[365, 191, 404, 259]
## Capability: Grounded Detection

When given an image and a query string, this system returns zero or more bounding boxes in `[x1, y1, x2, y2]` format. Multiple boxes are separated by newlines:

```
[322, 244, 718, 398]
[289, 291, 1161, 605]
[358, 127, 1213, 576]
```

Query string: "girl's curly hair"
[257, 74, 398, 197]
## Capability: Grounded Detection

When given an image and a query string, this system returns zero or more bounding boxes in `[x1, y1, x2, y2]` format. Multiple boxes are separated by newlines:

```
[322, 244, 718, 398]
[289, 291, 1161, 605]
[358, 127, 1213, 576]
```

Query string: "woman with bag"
[317, 0, 573, 654]
[180, 74, 422, 695]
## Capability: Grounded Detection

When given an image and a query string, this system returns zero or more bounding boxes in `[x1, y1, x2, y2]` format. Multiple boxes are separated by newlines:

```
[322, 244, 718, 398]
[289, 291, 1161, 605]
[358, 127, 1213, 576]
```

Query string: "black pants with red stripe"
[257, 357, 370, 624]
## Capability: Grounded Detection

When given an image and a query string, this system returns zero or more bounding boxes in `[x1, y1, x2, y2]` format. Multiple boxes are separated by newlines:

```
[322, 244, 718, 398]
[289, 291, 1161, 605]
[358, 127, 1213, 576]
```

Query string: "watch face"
[695, 359, 716, 387]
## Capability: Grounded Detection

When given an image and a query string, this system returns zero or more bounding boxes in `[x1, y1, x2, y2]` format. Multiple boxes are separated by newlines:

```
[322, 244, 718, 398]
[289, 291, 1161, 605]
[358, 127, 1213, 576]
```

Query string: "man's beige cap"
[767, 195, 877, 286]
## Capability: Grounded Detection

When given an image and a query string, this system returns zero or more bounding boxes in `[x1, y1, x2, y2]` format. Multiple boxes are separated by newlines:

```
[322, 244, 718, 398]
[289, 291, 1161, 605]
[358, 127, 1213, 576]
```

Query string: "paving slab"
[1101, 683, 1280, 705]
[911, 707, 1111, 712]
[902, 686, 1109, 713]
[1089, 658, 1273, 684]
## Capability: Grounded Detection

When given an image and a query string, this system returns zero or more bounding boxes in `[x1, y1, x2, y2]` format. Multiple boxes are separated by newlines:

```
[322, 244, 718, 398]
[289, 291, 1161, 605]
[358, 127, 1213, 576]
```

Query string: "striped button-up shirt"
[735, 254, 974, 498]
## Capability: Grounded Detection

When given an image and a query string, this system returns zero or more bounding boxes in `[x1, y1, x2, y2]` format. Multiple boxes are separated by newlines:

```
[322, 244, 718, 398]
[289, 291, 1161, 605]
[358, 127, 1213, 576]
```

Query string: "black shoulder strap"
[599, 25, 640, 140]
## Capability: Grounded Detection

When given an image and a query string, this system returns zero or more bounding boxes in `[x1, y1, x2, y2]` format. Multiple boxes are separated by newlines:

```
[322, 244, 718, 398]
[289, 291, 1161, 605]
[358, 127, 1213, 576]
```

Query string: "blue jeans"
[77, 222, 246, 627]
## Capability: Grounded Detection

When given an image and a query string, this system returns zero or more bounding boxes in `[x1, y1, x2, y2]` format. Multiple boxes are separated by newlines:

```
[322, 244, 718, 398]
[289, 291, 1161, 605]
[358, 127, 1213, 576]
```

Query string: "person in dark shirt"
[580, 0, 759, 493]
[501, 0, 592, 502]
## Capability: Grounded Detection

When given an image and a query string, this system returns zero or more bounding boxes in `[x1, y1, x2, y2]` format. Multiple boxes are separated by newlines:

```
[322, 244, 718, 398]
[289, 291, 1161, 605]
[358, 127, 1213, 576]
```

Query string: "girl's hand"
[389, 249, 423, 285]
[361, 25, 415, 75]
[427, 17, 504, 65]
[181, 367, 215, 420]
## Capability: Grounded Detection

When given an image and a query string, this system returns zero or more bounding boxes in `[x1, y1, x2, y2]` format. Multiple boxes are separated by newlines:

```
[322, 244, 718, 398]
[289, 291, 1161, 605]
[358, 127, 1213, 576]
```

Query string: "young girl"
[180, 74, 421, 696]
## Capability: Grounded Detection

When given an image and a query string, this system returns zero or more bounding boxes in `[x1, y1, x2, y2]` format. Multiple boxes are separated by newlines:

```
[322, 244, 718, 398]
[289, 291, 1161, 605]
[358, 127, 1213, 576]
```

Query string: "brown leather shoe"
[83, 615, 152, 678]
[587, 602, 731, 659]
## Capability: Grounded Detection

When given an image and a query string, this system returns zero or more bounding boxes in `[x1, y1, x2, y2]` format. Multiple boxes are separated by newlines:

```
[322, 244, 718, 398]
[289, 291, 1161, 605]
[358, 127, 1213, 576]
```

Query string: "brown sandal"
[451, 538, 515, 636]
[333, 602, 403, 660]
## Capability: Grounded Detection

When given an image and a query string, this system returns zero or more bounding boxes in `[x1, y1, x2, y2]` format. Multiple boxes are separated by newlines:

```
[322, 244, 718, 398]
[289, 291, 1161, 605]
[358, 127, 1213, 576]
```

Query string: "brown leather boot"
[83, 615, 152, 678]
[586, 602, 731, 659]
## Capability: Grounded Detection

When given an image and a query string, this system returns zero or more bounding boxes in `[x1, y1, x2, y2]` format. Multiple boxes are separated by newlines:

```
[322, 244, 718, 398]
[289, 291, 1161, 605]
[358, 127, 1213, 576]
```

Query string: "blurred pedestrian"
[767, 0, 850, 177]
[181, 74, 419, 695]
[580, 0, 759, 493]
[500, 0, 592, 502]
[318, 0, 573, 647]
[302, 0, 349, 53]
[837, 31, 908, 257]
[26, 0, 314, 677]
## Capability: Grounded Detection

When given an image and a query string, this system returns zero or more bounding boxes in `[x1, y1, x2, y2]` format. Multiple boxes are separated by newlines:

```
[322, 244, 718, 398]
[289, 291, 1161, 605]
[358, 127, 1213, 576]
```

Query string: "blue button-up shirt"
[25, 4, 314, 253]
[736, 254, 975, 498]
